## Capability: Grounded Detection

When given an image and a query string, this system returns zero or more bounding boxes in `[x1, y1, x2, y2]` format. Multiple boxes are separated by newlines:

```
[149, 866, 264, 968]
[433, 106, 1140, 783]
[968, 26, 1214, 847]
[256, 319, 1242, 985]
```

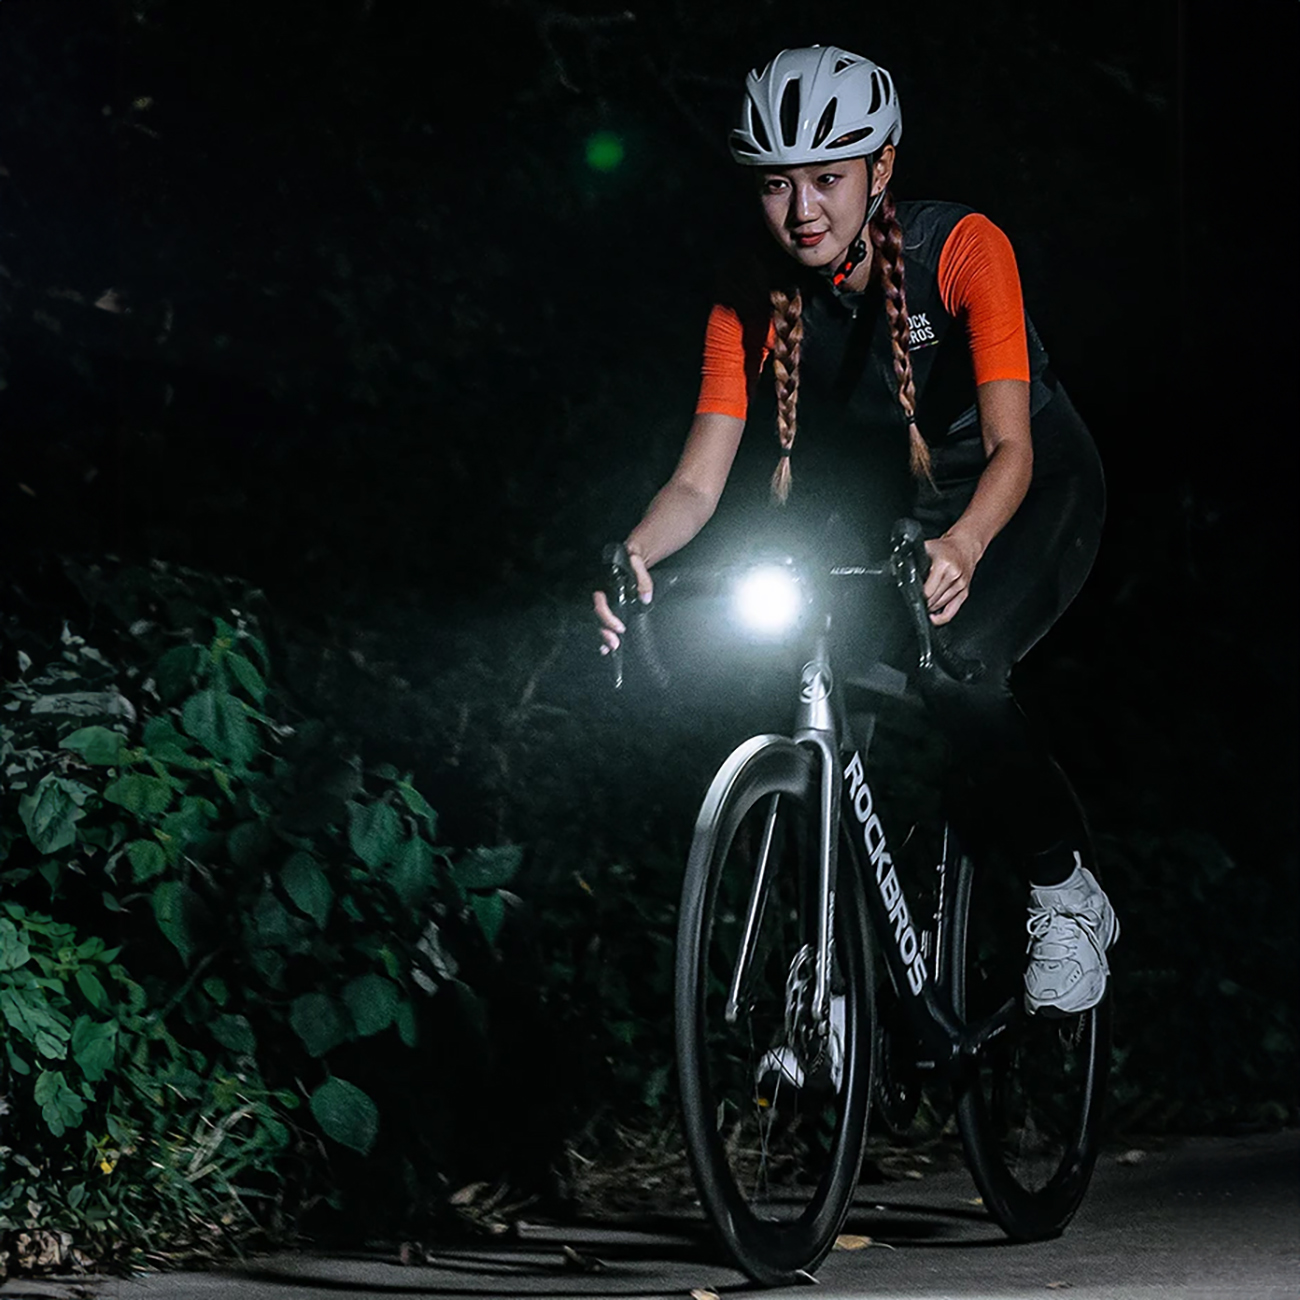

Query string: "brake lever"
[889, 518, 985, 687]
[601, 542, 636, 691]
[890, 519, 938, 673]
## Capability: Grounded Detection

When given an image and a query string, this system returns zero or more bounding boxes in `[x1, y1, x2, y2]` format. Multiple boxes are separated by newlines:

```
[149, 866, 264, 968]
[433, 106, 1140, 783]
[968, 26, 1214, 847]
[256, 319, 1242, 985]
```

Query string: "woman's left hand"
[922, 533, 981, 626]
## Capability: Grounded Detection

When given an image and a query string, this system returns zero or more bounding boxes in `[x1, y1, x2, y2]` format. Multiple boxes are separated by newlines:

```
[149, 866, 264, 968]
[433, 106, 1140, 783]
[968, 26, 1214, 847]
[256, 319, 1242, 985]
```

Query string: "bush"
[0, 558, 523, 1271]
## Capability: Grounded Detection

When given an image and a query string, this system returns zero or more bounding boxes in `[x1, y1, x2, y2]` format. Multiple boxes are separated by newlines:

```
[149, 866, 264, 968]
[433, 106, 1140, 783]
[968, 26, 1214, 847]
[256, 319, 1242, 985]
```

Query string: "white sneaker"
[755, 994, 845, 1101]
[1024, 856, 1120, 1016]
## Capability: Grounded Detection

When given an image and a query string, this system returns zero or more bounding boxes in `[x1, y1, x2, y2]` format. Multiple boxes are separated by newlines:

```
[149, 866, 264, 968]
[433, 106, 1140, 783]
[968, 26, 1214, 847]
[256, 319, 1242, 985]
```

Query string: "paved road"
[6, 1130, 1297, 1300]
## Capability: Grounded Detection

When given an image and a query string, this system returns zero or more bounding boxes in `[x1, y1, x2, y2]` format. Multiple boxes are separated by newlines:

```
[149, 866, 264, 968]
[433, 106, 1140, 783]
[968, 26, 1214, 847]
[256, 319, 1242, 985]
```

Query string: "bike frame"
[724, 613, 1019, 1076]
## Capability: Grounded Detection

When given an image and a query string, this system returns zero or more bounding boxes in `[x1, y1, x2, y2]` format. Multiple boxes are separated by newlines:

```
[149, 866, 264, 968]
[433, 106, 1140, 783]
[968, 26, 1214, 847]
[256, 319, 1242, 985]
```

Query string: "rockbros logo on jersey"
[844, 751, 929, 995]
[909, 311, 938, 348]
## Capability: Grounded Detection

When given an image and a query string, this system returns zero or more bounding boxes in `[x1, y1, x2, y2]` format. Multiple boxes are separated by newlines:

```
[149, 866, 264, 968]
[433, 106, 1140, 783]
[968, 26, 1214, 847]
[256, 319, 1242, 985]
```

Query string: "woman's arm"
[595, 411, 745, 651]
[626, 411, 746, 566]
[923, 377, 1032, 625]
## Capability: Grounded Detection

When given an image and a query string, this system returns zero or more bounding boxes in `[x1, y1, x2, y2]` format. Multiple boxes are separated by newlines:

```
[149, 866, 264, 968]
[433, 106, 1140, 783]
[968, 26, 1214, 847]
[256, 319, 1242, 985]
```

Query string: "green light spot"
[585, 131, 625, 172]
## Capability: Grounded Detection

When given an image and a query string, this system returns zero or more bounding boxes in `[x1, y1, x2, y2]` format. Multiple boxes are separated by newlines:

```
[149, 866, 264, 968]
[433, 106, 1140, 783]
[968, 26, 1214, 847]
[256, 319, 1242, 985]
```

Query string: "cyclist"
[594, 46, 1118, 1017]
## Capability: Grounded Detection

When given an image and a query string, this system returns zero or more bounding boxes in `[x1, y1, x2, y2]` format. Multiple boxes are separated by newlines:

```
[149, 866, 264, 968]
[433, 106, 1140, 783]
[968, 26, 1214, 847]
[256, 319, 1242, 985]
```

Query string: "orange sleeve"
[936, 213, 1031, 385]
[695, 302, 772, 420]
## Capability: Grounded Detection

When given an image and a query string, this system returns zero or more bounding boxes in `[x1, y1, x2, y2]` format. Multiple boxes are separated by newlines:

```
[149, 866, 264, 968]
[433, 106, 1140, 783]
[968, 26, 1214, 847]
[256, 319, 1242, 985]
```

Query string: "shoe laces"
[1026, 901, 1109, 969]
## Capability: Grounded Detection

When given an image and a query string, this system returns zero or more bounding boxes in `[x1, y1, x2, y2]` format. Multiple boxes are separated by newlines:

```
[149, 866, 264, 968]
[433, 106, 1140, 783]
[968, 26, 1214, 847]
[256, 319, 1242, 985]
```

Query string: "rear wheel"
[675, 736, 875, 1285]
[945, 837, 1110, 1239]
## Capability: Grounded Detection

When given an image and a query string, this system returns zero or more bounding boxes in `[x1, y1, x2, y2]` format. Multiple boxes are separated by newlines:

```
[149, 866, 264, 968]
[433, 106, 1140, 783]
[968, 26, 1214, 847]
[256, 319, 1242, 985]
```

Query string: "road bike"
[604, 520, 1111, 1286]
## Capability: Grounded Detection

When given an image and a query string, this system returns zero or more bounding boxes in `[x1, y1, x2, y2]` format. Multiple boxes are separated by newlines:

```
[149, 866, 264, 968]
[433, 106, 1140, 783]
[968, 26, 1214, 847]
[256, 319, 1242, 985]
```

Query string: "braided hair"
[869, 187, 933, 483]
[767, 285, 803, 504]
[766, 183, 932, 502]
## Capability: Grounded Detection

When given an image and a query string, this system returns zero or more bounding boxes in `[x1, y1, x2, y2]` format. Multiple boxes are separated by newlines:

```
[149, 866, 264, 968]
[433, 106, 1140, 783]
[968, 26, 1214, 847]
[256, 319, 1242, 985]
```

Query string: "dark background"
[1, 0, 1296, 1154]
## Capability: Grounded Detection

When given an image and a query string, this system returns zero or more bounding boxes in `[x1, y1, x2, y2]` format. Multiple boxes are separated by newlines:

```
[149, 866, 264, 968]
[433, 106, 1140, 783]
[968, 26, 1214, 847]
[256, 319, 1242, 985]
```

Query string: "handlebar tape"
[889, 519, 985, 687]
[602, 544, 671, 691]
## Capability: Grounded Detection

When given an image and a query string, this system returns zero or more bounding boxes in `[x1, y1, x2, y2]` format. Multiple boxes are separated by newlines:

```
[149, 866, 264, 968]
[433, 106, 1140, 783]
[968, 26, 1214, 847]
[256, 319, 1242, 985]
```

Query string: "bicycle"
[603, 519, 1112, 1287]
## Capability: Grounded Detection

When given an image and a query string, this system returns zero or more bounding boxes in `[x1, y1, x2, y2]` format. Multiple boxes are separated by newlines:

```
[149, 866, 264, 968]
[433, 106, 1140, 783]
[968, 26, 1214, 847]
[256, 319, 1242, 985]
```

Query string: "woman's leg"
[921, 390, 1105, 885]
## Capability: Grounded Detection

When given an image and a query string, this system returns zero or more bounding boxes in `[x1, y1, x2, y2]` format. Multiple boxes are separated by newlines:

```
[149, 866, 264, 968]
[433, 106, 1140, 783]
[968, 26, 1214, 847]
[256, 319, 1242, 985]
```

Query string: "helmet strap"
[829, 152, 884, 290]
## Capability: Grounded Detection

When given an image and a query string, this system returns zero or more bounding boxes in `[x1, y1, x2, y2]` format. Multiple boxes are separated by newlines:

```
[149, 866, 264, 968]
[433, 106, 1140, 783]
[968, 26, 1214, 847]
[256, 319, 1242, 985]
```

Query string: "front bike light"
[733, 564, 804, 637]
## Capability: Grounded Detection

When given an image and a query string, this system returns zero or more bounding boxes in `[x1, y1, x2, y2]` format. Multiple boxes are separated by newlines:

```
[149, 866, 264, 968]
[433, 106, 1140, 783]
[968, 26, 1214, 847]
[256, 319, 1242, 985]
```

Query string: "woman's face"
[756, 149, 893, 270]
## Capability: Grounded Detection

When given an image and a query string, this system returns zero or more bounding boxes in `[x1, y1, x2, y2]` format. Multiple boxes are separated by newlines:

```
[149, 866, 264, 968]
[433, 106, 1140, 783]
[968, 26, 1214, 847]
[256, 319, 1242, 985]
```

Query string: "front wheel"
[675, 736, 874, 1286]
[945, 836, 1111, 1239]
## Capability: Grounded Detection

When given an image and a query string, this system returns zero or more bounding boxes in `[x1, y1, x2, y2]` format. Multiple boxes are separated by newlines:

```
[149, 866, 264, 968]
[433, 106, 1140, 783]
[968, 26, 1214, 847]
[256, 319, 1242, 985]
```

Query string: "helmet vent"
[747, 97, 772, 153]
[827, 126, 874, 149]
[833, 56, 855, 74]
[868, 73, 883, 115]
[812, 97, 838, 148]
[779, 78, 801, 148]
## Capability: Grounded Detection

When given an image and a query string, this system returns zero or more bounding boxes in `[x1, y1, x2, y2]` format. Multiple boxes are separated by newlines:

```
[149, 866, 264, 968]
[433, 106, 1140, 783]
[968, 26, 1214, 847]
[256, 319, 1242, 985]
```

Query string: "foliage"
[0, 560, 523, 1270]
[0, 896, 289, 1266]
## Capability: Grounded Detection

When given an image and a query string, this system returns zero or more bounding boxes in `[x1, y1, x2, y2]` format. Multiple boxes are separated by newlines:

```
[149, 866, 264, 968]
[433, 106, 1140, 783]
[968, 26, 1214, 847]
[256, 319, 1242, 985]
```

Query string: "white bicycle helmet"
[729, 46, 902, 167]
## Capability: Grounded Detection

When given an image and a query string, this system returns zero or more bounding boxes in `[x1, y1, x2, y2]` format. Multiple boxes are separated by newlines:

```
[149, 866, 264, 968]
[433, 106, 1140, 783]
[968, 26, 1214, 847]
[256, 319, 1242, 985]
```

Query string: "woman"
[593, 46, 1118, 1017]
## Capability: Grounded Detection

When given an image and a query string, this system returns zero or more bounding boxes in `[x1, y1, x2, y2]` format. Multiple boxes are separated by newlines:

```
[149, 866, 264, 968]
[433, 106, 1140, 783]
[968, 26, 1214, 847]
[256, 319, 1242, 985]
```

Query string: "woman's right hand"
[593, 549, 653, 655]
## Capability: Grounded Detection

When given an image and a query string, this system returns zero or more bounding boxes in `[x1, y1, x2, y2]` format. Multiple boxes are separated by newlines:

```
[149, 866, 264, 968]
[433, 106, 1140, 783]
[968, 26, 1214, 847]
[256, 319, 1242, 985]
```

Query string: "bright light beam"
[733, 565, 803, 636]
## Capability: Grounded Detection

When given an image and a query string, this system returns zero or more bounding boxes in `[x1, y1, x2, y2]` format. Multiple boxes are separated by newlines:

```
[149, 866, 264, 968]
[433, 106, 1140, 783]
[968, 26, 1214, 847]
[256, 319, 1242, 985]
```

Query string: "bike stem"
[794, 616, 840, 1029]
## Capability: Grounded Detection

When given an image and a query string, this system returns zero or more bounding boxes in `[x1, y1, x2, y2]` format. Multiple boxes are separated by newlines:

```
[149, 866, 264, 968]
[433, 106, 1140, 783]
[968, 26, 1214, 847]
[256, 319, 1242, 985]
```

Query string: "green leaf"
[0, 919, 32, 971]
[156, 645, 202, 702]
[397, 780, 437, 834]
[210, 1013, 257, 1055]
[642, 1062, 671, 1110]
[456, 845, 523, 891]
[70, 1016, 117, 1082]
[229, 820, 274, 869]
[103, 774, 174, 818]
[126, 839, 167, 882]
[249, 889, 296, 955]
[309, 1077, 378, 1155]
[348, 801, 401, 869]
[152, 880, 198, 963]
[242, 632, 270, 673]
[143, 716, 189, 751]
[33, 1069, 86, 1137]
[341, 973, 398, 1037]
[226, 652, 267, 704]
[395, 1000, 417, 1048]
[60, 726, 126, 766]
[34, 1026, 68, 1060]
[74, 968, 108, 1010]
[157, 796, 218, 852]
[18, 775, 92, 854]
[452, 981, 489, 1039]
[182, 688, 258, 766]
[203, 976, 229, 1007]
[281, 852, 333, 928]
[289, 993, 351, 1058]
[387, 835, 434, 907]
[469, 891, 505, 945]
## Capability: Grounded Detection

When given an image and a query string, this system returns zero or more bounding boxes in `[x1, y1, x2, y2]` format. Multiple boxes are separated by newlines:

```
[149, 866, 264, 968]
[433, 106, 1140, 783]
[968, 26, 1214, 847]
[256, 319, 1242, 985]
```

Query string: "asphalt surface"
[4, 1130, 1297, 1300]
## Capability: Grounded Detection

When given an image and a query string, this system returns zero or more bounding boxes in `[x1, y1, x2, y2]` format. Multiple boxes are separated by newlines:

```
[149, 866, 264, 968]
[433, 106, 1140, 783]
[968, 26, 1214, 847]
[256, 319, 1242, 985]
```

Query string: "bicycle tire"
[945, 836, 1110, 1239]
[675, 735, 875, 1286]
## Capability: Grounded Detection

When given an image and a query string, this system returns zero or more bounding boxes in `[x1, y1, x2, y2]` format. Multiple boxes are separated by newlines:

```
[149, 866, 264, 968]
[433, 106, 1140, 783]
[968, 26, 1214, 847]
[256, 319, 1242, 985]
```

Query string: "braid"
[768, 284, 803, 504]
[869, 188, 933, 484]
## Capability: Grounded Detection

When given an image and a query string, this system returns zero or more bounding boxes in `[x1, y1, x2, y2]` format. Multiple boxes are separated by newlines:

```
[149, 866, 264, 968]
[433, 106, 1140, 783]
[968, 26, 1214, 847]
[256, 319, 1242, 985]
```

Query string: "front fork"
[721, 624, 840, 1040]
[793, 624, 840, 1033]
